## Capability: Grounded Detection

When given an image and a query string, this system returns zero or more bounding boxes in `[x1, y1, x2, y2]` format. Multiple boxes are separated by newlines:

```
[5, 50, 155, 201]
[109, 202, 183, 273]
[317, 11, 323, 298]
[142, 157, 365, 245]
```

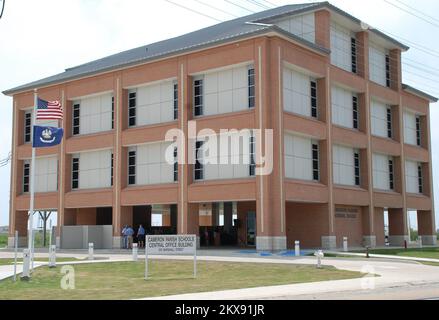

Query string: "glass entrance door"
[246, 211, 256, 246]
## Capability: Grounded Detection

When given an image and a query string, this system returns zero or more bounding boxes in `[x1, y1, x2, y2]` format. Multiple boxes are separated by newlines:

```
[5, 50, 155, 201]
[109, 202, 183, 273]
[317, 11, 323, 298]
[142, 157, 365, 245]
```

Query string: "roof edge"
[402, 84, 438, 103]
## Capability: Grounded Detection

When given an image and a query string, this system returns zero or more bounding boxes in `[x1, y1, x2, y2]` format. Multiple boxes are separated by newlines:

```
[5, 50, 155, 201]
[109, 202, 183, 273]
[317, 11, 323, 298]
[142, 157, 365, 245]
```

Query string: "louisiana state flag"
[32, 126, 64, 148]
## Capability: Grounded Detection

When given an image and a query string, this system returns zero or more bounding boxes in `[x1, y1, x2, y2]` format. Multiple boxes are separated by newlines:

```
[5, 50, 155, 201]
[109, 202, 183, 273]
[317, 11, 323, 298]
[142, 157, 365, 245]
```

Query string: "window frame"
[24, 111, 32, 143]
[388, 158, 394, 190]
[310, 80, 318, 118]
[352, 95, 359, 130]
[128, 149, 136, 185]
[312, 142, 320, 181]
[248, 67, 255, 109]
[194, 140, 204, 180]
[193, 77, 204, 117]
[354, 151, 360, 186]
[71, 157, 79, 190]
[351, 37, 357, 74]
[23, 162, 30, 193]
[128, 90, 137, 127]
[72, 103, 80, 136]
[173, 82, 178, 120]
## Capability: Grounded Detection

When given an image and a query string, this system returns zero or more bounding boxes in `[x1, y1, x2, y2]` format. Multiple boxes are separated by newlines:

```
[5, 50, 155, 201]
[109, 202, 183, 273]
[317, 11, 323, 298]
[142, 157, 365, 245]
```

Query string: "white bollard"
[88, 243, 94, 260]
[49, 245, 56, 268]
[294, 241, 300, 257]
[314, 250, 324, 269]
[343, 236, 348, 252]
[21, 249, 31, 280]
[418, 236, 423, 249]
[132, 243, 138, 261]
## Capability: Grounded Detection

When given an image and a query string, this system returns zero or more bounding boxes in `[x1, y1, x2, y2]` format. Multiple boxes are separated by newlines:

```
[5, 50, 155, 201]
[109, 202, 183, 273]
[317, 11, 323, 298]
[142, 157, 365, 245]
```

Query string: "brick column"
[389, 49, 402, 91]
[388, 208, 409, 245]
[315, 10, 331, 49]
[417, 210, 437, 245]
[356, 31, 369, 80]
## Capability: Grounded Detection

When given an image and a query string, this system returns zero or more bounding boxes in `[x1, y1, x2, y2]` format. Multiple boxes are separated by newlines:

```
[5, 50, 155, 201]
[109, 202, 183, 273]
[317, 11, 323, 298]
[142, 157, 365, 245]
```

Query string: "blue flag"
[32, 126, 64, 148]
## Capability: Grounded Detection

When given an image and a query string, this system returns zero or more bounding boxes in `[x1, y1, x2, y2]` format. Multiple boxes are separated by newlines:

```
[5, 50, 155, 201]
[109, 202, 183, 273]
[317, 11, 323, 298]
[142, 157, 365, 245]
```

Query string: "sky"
[0, 0, 438, 230]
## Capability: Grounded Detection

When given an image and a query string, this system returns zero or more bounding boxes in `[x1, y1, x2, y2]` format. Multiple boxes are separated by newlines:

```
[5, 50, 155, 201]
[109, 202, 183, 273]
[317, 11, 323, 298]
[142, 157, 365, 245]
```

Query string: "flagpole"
[28, 89, 38, 272]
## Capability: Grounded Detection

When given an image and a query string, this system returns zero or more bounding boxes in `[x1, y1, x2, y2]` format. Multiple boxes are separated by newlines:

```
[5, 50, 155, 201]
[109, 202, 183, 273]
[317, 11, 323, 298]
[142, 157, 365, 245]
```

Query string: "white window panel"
[369, 43, 388, 87]
[373, 153, 391, 190]
[284, 133, 313, 181]
[330, 22, 353, 72]
[201, 131, 252, 181]
[135, 141, 174, 185]
[403, 111, 417, 145]
[78, 93, 112, 135]
[136, 80, 175, 126]
[405, 160, 420, 194]
[33, 156, 58, 193]
[371, 100, 388, 137]
[331, 86, 355, 129]
[78, 149, 112, 189]
[333, 145, 356, 186]
[274, 13, 315, 43]
[283, 68, 312, 117]
[202, 65, 250, 116]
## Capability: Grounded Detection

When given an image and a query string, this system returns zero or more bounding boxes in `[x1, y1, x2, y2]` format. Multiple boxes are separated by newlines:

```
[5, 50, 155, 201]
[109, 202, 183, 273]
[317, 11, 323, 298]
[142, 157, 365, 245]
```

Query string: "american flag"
[36, 98, 63, 120]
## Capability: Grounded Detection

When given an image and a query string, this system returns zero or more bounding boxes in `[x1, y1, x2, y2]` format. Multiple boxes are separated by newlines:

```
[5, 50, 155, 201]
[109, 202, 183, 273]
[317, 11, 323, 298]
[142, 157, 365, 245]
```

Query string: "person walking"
[137, 224, 146, 248]
[121, 225, 128, 249]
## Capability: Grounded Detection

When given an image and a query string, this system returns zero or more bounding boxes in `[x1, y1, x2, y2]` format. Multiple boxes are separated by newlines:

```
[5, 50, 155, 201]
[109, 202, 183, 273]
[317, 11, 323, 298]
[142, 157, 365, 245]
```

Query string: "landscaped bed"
[0, 259, 364, 300]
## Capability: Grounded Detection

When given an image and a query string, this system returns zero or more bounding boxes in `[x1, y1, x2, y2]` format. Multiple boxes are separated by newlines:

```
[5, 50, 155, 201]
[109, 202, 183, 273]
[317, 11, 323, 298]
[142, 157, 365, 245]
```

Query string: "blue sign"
[32, 126, 64, 148]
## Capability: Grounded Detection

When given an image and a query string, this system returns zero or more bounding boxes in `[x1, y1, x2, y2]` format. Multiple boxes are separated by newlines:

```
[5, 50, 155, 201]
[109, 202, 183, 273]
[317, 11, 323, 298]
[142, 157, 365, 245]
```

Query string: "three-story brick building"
[4, 2, 437, 250]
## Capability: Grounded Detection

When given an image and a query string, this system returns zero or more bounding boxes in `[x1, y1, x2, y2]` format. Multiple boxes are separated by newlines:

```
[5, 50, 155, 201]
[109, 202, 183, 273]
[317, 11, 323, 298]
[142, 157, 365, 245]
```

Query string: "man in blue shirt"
[125, 225, 135, 249]
[137, 224, 145, 248]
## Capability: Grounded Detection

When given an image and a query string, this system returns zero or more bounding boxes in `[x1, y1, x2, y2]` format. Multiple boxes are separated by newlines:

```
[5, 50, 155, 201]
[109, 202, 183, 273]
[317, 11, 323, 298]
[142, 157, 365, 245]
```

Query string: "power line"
[391, 0, 439, 25]
[223, 0, 256, 14]
[192, 0, 239, 18]
[244, 0, 271, 10]
[383, 0, 439, 29]
[165, 0, 222, 22]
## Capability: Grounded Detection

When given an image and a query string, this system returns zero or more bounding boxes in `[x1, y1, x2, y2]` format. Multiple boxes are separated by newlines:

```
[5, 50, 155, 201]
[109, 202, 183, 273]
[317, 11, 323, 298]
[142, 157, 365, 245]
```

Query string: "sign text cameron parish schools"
[146, 235, 196, 254]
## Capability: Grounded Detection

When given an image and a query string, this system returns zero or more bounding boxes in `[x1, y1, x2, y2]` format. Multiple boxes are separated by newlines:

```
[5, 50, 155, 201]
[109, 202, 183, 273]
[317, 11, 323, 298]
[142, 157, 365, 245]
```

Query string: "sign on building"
[145, 235, 197, 279]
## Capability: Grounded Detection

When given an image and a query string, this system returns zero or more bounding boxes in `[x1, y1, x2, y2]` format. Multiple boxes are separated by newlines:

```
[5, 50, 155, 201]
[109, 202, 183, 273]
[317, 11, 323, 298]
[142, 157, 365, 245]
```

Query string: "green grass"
[0, 257, 84, 266]
[0, 260, 364, 300]
[353, 247, 439, 260]
[0, 234, 7, 248]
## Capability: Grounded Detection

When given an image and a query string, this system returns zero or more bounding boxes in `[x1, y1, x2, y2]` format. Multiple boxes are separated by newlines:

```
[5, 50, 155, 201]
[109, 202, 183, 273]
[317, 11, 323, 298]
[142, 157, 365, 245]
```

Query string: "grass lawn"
[0, 257, 84, 266]
[0, 234, 7, 248]
[0, 260, 364, 300]
[354, 247, 439, 260]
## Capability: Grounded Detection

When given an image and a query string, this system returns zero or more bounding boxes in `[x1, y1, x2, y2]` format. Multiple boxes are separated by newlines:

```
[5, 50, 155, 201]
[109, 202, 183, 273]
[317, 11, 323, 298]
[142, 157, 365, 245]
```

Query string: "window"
[351, 37, 357, 74]
[283, 68, 316, 118]
[173, 147, 178, 182]
[385, 54, 391, 88]
[416, 116, 421, 146]
[352, 95, 359, 129]
[128, 91, 136, 127]
[110, 153, 114, 186]
[274, 13, 315, 43]
[248, 68, 255, 108]
[111, 96, 114, 130]
[194, 79, 203, 116]
[418, 164, 423, 194]
[72, 157, 79, 190]
[311, 81, 317, 118]
[173, 82, 178, 120]
[312, 143, 319, 181]
[194, 141, 204, 180]
[369, 43, 389, 87]
[389, 159, 394, 190]
[128, 149, 136, 185]
[387, 107, 392, 138]
[284, 134, 316, 181]
[331, 86, 357, 129]
[24, 111, 32, 143]
[330, 22, 355, 72]
[72, 103, 80, 135]
[23, 162, 30, 193]
[249, 134, 256, 176]
[354, 152, 360, 186]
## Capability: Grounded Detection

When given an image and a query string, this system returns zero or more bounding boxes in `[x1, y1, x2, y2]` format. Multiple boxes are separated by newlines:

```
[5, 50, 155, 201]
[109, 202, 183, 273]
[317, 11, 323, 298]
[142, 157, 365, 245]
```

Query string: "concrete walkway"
[325, 251, 439, 263]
